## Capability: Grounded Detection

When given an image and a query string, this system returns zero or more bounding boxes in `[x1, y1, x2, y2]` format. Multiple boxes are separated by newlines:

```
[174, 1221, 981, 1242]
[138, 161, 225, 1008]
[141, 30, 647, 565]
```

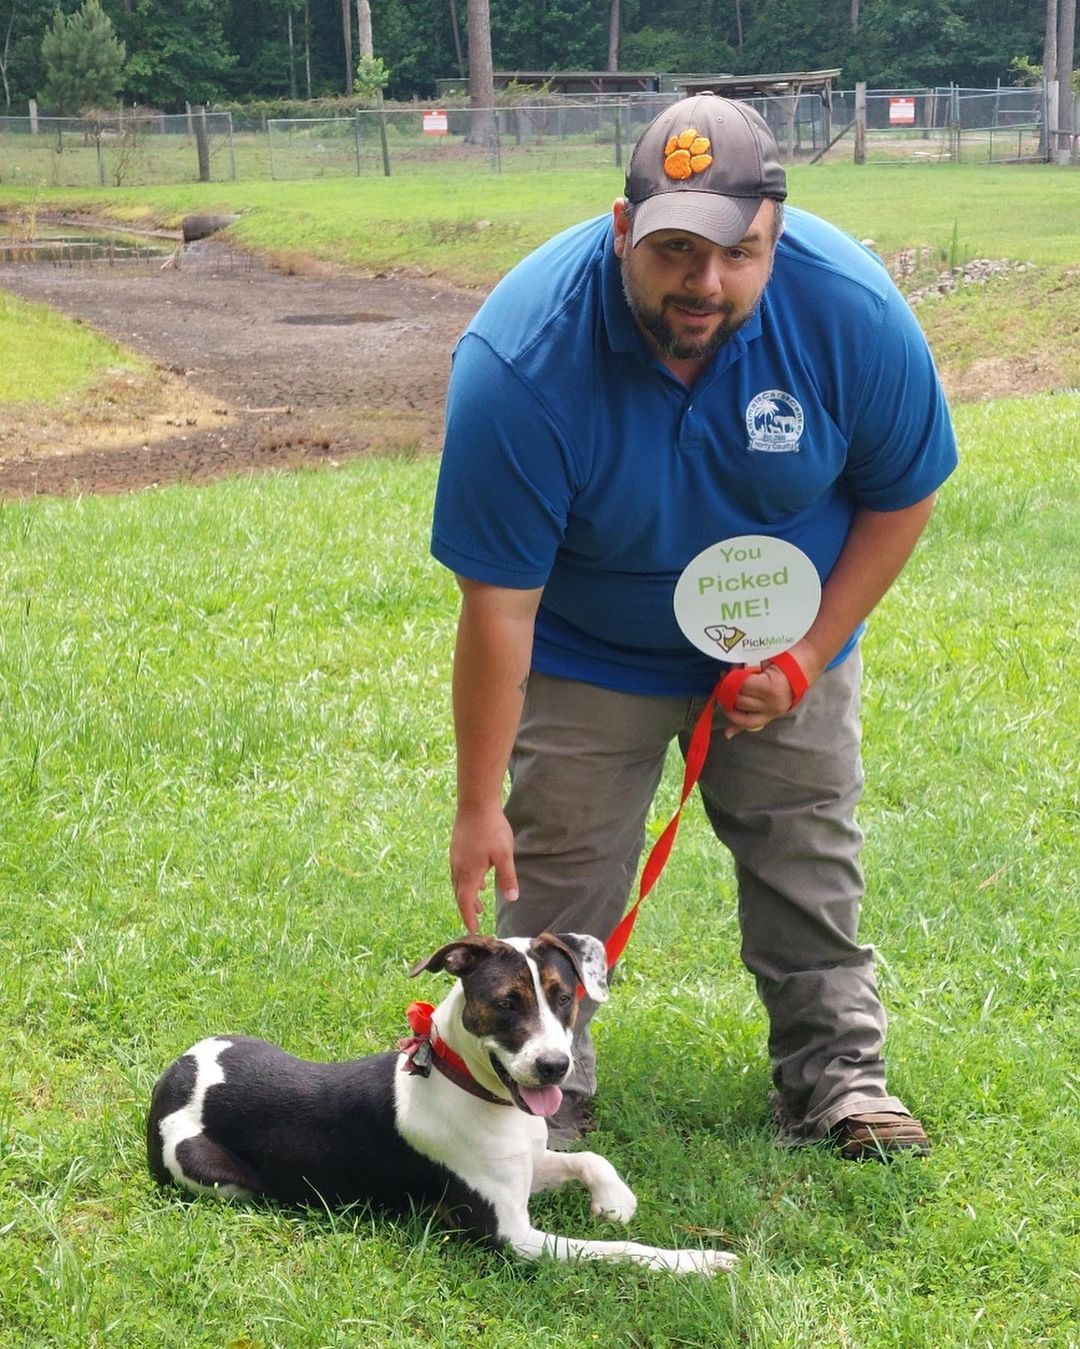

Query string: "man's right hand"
[450, 802, 519, 933]
[448, 577, 542, 933]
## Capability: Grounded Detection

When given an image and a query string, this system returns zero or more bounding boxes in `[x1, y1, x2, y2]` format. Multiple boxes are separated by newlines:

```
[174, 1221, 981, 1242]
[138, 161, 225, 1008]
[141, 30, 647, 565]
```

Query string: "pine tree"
[467, 0, 496, 148]
[40, 0, 125, 114]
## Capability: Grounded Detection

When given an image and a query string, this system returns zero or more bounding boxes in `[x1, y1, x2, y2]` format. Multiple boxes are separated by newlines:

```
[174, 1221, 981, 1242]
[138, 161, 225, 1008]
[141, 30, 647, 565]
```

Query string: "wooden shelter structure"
[492, 71, 662, 95]
[673, 70, 844, 158]
[436, 71, 664, 98]
[436, 67, 845, 159]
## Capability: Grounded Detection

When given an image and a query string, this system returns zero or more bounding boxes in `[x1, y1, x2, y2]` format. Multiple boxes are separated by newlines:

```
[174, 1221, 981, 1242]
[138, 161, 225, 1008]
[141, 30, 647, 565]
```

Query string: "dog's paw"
[589, 1177, 637, 1224]
[663, 1247, 740, 1276]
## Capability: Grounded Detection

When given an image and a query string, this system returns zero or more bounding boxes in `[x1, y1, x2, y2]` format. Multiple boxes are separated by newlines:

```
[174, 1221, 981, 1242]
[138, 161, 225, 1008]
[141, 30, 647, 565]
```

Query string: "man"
[430, 94, 957, 1157]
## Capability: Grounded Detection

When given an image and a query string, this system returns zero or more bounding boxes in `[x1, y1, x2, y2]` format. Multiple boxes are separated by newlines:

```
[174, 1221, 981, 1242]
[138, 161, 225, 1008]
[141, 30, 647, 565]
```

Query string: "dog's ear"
[409, 934, 505, 980]
[546, 933, 610, 1004]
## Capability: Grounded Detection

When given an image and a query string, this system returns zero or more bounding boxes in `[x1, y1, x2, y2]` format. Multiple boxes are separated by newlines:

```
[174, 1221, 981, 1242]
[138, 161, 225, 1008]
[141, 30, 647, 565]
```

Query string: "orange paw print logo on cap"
[663, 128, 713, 181]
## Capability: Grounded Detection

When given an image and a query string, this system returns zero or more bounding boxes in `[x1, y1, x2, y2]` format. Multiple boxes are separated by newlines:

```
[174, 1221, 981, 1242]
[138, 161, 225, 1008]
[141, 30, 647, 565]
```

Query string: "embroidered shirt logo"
[746, 390, 804, 453]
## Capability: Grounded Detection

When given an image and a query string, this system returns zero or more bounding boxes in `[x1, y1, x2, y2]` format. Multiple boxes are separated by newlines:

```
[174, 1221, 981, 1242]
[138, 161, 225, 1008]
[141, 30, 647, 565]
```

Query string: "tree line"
[1, 0, 1074, 116]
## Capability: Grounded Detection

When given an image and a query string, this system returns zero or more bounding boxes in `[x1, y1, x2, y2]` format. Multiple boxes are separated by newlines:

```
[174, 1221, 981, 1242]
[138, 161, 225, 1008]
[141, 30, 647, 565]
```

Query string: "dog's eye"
[557, 993, 573, 1008]
[495, 996, 517, 1011]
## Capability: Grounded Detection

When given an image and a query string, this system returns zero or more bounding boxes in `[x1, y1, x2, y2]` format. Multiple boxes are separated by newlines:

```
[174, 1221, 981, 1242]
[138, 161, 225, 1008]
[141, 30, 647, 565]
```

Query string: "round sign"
[673, 535, 821, 662]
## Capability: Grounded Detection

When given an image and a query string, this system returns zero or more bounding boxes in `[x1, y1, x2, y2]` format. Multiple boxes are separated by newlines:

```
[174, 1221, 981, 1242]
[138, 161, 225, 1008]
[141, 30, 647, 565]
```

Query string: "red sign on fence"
[889, 98, 916, 126]
[422, 109, 449, 136]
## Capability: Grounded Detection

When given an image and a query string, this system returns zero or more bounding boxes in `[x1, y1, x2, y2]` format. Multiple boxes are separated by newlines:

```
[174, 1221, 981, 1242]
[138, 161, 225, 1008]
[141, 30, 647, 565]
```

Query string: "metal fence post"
[354, 111, 363, 175]
[226, 111, 237, 180]
[854, 82, 866, 164]
[96, 135, 106, 185]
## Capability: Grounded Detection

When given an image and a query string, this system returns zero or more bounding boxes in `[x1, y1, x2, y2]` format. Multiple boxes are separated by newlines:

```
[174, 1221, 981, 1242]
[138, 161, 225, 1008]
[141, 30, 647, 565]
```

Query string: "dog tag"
[674, 535, 821, 662]
[398, 1034, 434, 1076]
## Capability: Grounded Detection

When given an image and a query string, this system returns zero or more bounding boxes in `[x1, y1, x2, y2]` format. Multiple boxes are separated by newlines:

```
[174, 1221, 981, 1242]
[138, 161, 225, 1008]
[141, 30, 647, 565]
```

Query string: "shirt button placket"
[679, 400, 701, 450]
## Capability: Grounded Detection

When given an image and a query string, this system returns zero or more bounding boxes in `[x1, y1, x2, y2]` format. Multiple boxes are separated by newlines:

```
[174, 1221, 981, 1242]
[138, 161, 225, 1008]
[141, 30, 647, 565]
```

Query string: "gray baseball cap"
[625, 94, 787, 247]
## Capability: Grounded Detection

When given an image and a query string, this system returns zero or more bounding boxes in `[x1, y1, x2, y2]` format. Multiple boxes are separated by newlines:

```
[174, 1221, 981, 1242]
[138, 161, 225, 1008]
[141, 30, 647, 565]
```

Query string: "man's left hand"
[722, 642, 822, 738]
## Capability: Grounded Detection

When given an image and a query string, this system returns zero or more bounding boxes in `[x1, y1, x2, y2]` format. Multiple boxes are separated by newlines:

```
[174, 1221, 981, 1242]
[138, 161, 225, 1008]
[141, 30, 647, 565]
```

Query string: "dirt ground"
[0, 222, 1068, 499]
[0, 230, 484, 498]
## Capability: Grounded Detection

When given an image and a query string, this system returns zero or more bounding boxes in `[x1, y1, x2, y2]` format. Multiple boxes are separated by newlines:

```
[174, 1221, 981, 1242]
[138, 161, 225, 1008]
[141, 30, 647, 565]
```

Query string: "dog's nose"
[532, 1052, 571, 1083]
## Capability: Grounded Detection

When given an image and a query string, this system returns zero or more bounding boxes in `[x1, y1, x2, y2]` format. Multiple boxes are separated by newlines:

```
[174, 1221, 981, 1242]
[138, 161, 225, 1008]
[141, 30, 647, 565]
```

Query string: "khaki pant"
[496, 654, 909, 1140]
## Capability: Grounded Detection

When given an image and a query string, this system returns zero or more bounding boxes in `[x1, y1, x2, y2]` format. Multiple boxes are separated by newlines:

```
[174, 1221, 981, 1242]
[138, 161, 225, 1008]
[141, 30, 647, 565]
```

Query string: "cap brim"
[631, 192, 764, 248]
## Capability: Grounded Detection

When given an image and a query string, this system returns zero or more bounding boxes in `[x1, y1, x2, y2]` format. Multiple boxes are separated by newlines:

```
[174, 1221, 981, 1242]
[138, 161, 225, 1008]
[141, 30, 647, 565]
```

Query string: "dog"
[147, 931, 736, 1274]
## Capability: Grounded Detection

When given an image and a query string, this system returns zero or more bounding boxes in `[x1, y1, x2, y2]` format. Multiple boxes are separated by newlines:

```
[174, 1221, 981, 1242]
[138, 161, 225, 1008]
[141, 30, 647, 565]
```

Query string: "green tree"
[0, 0, 19, 110]
[608, 0, 620, 69]
[489, 0, 608, 69]
[4, 0, 1068, 111]
[337, 0, 456, 100]
[853, 0, 1046, 87]
[614, 0, 741, 72]
[117, 0, 234, 108]
[620, 23, 736, 71]
[0, 0, 54, 112]
[39, 0, 125, 113]
[467, 0, 495, 145]
[353, 52, 388, 97]
[218, 0, 304, 100]
[742, 0, 851, 73]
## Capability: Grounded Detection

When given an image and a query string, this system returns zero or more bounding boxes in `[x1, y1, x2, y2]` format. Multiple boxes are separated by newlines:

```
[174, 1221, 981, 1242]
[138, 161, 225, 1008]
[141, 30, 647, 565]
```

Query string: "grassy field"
[2, 161, 1079, 280]
[2, 163, 1079, 410]
[0, 290, 141, 407]
[1, 165, 1079, 1345]
[0, 391, 1078, 1346]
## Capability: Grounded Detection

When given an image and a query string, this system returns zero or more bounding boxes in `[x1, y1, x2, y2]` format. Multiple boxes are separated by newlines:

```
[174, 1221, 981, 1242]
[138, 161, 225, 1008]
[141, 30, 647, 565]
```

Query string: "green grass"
[0, 290, 140, 407]
[2, 161, 1079, 284]
[913, 262, 1080, 394]
[1, 392, 1078, 1346]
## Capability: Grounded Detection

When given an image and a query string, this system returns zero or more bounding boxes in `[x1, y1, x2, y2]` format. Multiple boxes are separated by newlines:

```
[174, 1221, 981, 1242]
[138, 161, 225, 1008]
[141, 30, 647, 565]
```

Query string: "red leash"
[603, 652, 808, 971]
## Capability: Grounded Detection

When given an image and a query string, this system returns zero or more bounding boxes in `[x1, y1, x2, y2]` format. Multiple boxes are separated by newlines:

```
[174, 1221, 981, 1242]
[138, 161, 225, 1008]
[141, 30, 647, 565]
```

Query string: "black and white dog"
[147, 932, 736, 1274]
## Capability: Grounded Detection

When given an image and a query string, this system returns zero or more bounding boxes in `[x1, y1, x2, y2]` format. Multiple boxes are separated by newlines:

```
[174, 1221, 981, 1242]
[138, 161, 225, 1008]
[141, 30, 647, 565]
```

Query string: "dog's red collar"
[398, 1001, 513, 1108]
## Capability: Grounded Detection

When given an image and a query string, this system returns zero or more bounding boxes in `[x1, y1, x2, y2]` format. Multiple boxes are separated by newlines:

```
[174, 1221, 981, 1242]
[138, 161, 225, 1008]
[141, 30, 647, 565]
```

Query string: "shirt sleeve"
[431, 333, 577, 588]
[843, 286, 958, 509]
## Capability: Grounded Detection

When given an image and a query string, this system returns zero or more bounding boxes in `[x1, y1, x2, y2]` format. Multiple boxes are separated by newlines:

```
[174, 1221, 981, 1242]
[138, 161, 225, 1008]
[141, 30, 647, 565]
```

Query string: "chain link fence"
[832, 87, 1049, 164]
[0, 88, 1073, 188]
[265, 100, 658, 180]
[0, 109, 240, 187]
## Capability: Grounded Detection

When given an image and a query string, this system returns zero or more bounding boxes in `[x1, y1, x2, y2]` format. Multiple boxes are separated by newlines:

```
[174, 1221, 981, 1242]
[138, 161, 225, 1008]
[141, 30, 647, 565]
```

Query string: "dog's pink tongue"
[518, 1084, 563, 1117]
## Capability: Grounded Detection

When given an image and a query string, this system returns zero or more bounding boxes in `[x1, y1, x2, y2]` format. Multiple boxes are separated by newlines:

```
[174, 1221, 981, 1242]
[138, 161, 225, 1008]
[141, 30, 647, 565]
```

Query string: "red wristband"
[764, 650, 809, 707]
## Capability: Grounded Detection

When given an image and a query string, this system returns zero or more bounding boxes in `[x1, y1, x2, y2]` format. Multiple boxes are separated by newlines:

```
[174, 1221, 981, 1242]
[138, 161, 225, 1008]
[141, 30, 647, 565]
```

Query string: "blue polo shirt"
[431, 207, 957, 696]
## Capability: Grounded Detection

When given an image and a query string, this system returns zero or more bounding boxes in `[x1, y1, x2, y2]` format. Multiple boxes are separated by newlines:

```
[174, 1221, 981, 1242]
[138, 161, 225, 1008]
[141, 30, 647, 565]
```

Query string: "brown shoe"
[829, 1111, 930, 1161]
